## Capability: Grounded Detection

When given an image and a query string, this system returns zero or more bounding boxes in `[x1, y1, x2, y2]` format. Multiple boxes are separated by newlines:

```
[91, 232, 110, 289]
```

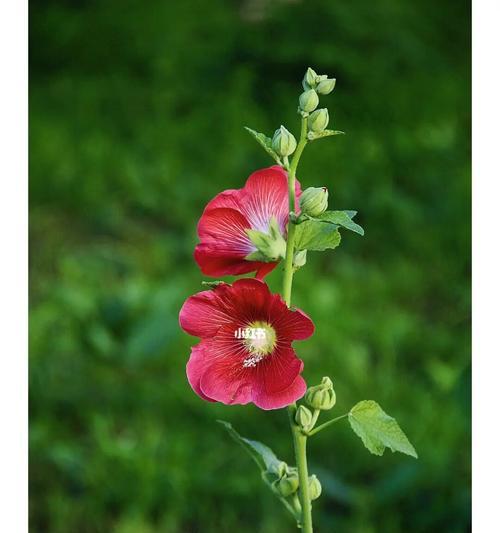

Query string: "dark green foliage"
[30, 0, 470, 531]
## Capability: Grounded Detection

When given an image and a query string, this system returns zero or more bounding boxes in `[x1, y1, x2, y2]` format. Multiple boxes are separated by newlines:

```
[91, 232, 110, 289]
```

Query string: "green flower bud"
[295, 405, 313, 431]
[316, 78, 336, 95]
[276, 472, 300, 497]
[271, 125, 297, 157]
[299, 89, 319, 113]
[308, 475, 322, 500]
[302, 67, 318, 90]
[293, 249, 307, 270]
[308, 109, 329, 133]
[305, 376, 336, 410]
[299, 187, 329, 217]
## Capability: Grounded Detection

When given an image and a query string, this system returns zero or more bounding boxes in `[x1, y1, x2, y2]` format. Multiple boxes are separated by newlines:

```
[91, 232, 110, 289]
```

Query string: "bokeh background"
[29, 0, 471, 531]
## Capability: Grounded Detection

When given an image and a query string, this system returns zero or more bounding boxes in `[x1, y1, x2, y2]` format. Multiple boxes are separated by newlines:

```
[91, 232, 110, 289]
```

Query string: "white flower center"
[234, 321, 277, 368]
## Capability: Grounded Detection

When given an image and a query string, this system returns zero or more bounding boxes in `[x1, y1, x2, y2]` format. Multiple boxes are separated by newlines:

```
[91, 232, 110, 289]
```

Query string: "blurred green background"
[29, 0, 470, 531]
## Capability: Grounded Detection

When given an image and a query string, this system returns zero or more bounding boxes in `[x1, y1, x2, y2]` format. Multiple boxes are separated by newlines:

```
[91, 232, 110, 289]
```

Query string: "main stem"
[282, 117, 313, 533]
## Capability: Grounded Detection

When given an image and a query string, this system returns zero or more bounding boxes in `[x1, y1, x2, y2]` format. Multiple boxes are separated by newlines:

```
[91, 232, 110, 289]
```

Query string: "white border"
[472, 0, 500, 530]
[0, 0, 28, 530]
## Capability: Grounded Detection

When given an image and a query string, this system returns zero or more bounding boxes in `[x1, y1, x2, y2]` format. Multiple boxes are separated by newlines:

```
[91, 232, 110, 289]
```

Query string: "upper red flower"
[179, 278, 314, 410]
[194, 166, 301, 279]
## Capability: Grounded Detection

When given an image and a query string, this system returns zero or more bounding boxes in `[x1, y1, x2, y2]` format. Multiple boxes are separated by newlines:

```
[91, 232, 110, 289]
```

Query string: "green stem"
[282, 117, 308, 306]
[282, 116, 313, 532]
[307, 414, 348, 437]
[291, 423, 313, 532]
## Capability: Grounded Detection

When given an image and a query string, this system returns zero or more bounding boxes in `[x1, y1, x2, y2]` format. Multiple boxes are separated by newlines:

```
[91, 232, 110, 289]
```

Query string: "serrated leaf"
[318, 211, 364, 236]
[348, 401, 418, 458]
[295, 219, 341, 252]
[307, 129, 345, 141]
[217, 420, 285, 475]
[244, 127, 282, 164]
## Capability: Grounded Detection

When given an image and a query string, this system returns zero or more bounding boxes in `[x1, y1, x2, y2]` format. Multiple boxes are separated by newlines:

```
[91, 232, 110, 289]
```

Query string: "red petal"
[197, 207, 254, 255]
[198, 334, 254, 405]
[241, 166, 302, 234]
[259, 346, 304, 394]
[253, 375, 307, 410]
[273, 306, 315, 341]
[204, 188, 243, 212]
[255, 261, 278, 279]
[179, 286, 233, 337]
[186, 342, 216, 402]
[194, 245, 261, 277]
[224, 278, 273, 320]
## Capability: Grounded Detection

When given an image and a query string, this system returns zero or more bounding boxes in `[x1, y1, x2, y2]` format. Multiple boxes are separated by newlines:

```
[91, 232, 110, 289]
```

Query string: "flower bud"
[299, 187, 329, 217]
[308, 109, 329, 132]
[295, 405, 313, 431]
[293, 249, 307, 270]
[302, 67, 318, 90]
[308, 475, 322, 500]
[305, 376, 336, 410]
[299, 89, 319, 113]
[272, 125, 297, 157]
[276, 472, 300, 497]
[316, 78, 336, 95]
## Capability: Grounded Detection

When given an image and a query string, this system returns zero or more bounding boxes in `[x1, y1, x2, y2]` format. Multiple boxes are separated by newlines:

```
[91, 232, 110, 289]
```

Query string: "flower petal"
[253, 375, 307, 410]
[197, 207, 254, 255]
[199, 360, 254, 406]
[241, 166, 302, 234]
[179, 286, 233, 337]
[258, 291, 315, 341]
[186, 342, 216, 402]
[194, 245, 262, 277]
[259, 346, 304, 394]
[255, 261, 278, 280]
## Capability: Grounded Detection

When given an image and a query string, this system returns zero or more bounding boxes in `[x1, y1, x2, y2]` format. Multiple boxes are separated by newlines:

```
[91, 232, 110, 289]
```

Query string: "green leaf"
[217, 420, 285, 475]
[307, 129, 345, 141]
[318, 211, 365, 236]
[295, 219, 341, 252]
[348, 401, 418, 458]
[244, 127, 282, 164]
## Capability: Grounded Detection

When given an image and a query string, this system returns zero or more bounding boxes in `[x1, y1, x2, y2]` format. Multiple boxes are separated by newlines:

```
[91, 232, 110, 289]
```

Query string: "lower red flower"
[179, 278, 314, 410]
[194, 165, 301, 279]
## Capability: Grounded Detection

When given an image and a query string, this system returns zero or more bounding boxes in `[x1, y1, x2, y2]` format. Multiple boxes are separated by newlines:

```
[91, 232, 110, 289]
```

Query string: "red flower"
[194, 166, 301, 279]
[179, 278, 314, 410]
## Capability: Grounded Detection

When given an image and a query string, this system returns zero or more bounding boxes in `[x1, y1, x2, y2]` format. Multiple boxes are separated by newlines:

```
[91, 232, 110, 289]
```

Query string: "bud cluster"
[298, 67, 335, 136]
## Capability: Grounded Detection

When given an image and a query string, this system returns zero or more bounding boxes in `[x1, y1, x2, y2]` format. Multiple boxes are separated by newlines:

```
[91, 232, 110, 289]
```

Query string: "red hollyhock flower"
[179, 278, 314, 410]
[194, 165, 301, 279]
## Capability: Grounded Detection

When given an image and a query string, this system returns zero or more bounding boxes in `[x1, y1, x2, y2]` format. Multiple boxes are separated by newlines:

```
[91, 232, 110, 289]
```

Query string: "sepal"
[245, 217, 287, 262]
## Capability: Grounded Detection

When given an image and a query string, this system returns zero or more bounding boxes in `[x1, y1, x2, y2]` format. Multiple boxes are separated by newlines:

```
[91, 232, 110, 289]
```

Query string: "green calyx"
[295, 405, 314, 432]
[275, 470, 300, 498]
[316, 78, 336, 95]
[308, 109, 329, 133]
[305, 377, 336, 411]
[272, 125, 297, 157]
[299, 89, 319, 113]
[299, 187, 329, 217]
[308, 475, 322, 500]
[245, 217, 287, 262]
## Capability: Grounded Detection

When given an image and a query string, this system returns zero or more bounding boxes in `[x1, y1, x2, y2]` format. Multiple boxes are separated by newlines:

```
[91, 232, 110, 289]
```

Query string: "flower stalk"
[283, 115, 314, 532]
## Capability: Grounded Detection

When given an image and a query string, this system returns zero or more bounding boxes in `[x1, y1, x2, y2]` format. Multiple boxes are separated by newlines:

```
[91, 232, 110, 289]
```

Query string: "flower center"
[235, 321, 277, 368]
